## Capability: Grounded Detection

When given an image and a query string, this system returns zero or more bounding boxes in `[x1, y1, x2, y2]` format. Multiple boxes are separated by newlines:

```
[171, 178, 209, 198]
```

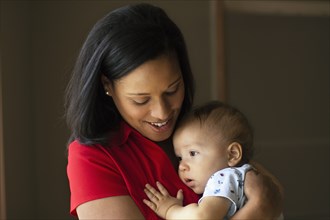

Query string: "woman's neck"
[156, 139, 179, 169]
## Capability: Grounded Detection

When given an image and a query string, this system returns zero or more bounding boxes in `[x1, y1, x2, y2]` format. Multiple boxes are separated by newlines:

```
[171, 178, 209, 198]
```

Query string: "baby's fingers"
[144, 185, 160, 202]
[176, 189, 183, 201]
[156, 181, 170, 196]
[143, 199, 157, 212]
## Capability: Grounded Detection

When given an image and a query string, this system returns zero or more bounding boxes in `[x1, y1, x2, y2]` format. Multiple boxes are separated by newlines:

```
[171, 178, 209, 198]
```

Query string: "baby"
[144, 100, 255, 219]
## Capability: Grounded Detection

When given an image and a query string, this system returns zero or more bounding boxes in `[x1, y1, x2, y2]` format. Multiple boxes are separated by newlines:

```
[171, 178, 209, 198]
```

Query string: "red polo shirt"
[67, 121, 199, 219]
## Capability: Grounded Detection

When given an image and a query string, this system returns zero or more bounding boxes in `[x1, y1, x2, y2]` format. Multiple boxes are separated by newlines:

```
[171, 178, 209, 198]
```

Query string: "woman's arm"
[231, 162, 284, 220]
[77, 195, 144, 219]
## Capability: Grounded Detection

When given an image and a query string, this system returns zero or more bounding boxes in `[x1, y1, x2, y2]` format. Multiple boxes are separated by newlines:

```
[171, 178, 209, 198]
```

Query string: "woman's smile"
[103, 53, 185, 142]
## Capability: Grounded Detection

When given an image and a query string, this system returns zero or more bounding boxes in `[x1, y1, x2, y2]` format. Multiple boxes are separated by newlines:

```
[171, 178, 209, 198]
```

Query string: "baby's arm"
[143, 182, 230, 219]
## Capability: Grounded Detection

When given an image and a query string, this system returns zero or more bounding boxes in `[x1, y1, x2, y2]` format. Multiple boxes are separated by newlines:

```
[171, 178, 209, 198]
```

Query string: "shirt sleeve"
[199, 168, 244, 217]
[67, 141, 128, 216]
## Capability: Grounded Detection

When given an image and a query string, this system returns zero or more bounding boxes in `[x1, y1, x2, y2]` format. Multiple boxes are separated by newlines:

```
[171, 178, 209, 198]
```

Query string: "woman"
[65, 3, 283, 219]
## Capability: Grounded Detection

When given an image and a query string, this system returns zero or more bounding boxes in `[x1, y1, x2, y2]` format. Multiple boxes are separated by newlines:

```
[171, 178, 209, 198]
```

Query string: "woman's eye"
[132, 99, 149, 105]
[165, 86, 179, 95]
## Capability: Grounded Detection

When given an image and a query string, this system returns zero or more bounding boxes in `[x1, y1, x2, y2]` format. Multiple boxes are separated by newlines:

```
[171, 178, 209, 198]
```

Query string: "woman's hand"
[249, 161, 284, 215]
[232, 161, 284, 220]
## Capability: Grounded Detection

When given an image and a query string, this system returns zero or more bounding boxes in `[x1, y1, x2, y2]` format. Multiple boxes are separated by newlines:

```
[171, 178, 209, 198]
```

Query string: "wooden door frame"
[0, 50, 6, 220]
[211, 0, 227, 102]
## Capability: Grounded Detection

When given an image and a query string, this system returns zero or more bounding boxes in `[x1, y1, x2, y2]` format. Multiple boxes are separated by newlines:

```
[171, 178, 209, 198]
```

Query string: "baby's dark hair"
[176, 101, 254, 164]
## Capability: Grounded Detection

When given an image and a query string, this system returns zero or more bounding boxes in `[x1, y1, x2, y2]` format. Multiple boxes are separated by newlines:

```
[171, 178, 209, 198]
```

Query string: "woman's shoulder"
[67, 120, 133, 149]
[67, 140, 114, 172]
[67, 139, 132, 216]
[68, 140, 107, 156]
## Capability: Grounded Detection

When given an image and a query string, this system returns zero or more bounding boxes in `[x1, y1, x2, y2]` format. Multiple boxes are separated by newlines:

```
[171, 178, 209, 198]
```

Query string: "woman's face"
[103, 54, 185, 142]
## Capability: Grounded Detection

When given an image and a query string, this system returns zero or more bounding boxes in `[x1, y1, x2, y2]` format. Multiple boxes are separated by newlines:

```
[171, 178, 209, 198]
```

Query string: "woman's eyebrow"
[127, 92, 149, 96]
[127, 76, 182, 96]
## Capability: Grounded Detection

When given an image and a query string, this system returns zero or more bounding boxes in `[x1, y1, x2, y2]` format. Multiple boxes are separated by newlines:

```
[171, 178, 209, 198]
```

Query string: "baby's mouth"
[184, 178, 193, 184]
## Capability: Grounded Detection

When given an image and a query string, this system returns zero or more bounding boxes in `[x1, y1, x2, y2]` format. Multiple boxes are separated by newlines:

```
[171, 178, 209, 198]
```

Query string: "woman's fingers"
[245, 162, 284, 217]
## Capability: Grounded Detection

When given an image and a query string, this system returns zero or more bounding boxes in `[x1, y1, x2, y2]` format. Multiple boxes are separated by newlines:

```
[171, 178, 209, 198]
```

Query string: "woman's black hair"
[65, 3, 195, 145]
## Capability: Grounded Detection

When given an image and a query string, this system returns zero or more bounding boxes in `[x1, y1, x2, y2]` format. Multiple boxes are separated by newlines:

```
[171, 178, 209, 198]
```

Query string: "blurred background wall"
[223, 1, 329, 219]
[0, 0, 329, 219]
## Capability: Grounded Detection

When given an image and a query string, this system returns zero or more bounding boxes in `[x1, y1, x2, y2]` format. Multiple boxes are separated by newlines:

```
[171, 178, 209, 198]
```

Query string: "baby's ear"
[227, 142, 243, 167]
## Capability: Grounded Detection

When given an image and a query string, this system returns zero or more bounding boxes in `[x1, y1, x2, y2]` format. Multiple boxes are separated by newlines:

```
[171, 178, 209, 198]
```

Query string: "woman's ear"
[101, 75, 113, 96]
[227, 142, 243, 167]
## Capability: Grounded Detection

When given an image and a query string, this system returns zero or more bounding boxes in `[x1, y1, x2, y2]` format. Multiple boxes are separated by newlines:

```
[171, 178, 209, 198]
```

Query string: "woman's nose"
[150, 99, 170, 120]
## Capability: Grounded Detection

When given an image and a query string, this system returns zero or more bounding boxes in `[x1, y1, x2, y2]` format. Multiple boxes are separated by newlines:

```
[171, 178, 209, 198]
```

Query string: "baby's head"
[173, 101, 254, 193]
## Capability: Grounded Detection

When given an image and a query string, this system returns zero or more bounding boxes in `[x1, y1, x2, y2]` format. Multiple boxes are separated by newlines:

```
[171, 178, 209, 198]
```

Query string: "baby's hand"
[143, 181, 183, 219]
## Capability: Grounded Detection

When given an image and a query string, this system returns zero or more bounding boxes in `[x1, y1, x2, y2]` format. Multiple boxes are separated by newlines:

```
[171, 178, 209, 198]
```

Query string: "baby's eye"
[189, 151, 198, 157]
[177, 156, 182, 161]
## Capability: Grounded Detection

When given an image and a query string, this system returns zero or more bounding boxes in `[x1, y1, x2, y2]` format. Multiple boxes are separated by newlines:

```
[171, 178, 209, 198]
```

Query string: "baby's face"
[173, 123, 229, 194]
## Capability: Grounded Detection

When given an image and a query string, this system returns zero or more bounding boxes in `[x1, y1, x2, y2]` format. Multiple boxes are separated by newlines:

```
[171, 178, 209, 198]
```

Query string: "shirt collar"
[111, 120, 140, 147]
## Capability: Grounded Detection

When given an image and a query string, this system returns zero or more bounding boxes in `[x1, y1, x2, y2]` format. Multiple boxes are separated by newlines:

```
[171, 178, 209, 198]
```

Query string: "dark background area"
[1, 1, 329, 219]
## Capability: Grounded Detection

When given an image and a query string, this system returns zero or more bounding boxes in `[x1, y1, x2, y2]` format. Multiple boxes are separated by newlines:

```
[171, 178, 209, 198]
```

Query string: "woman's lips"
[149, 121, 169, 127]
[147, 119, 172, 133]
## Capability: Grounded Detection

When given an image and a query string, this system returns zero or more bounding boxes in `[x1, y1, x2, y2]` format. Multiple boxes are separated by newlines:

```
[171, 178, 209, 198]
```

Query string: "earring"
[106, 91, 110, 96]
